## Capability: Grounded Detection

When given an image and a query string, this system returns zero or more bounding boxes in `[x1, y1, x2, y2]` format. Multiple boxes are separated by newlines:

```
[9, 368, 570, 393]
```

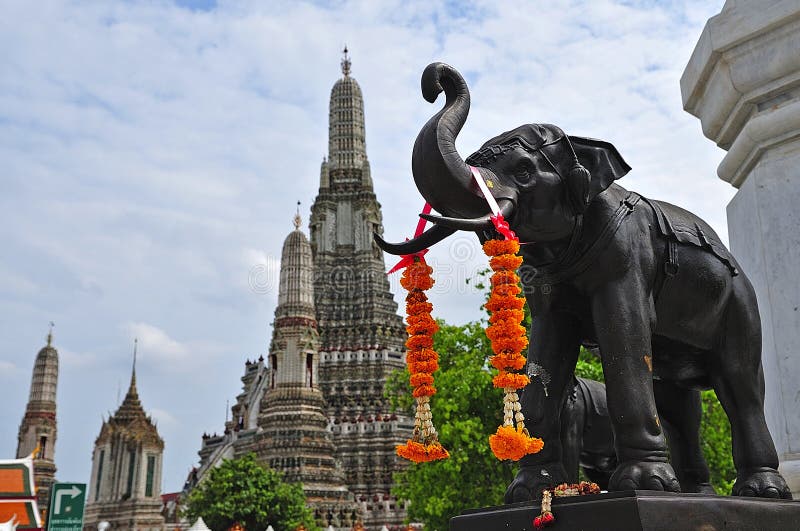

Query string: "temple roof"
[113, 364, 145, 422]
[96, 346, 163, 448]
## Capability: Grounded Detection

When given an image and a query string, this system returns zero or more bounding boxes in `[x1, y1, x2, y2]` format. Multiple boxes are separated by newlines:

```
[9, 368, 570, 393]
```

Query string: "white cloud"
[125, 322, 189, 362]
[0, 266, 40, 297]
[240, 247, 281, 299]
[124, 321, 231, 371]
[59, 348, 99, 368]
[0, 361, 18, 374]
[150, 407, 179, 428]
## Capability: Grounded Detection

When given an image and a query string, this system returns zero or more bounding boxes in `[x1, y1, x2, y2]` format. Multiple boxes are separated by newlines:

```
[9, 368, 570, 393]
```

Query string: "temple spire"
[253, 211, 352, 522]
[327, 47, 368, 173]
[17, 330, 59, 509]
[293, 200, 302, 229]
[275, 215, 315, 321]
[130, 338, 138, 391]
[309, 51, 411, 529]
[86, 338, 164, 528]
[117, 339, 142, 417]
[341, 45, 351, 77]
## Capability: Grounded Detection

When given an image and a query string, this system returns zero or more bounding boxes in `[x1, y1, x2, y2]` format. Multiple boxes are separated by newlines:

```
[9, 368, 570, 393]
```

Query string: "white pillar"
[681, 0, 800, 497]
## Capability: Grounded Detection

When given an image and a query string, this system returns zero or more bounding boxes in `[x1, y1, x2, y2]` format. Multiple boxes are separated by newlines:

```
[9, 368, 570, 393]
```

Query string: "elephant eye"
[514, 160, 535, 183]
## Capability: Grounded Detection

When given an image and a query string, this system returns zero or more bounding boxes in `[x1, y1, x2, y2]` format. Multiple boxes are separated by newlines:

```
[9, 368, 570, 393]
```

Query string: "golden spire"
[131, 338, 138, 390]
[341, 45, 351, 77]
[115, 338, 144, 419]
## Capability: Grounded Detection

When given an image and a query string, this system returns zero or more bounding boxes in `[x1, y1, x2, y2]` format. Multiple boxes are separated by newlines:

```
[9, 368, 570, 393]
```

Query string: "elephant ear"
[568, 136, 631, 204]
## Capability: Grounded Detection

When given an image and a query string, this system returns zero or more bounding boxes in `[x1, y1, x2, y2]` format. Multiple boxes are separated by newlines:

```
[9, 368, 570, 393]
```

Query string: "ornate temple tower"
[245, 212, 357, 528]
[85, 348, 166, 531]
[309, 49, 413, 529]
[16, 327, 59, 511]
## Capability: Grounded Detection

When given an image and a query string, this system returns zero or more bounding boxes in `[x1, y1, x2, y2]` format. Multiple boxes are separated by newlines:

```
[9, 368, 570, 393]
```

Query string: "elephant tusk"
[420, 199, 515, 231]
[373, 224, 456, 256]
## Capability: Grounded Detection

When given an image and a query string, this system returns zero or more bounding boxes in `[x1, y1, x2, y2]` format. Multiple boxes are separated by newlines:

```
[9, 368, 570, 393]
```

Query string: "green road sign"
[46, 483, 86, 531]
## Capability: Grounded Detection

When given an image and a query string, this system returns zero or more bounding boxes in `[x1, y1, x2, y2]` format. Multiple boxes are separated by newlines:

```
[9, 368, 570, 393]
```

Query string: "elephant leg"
[559, 377, 583, 484]
[574, 377, 617, 490]
[653, 379, 713, 493]
[710, 282, 791, 499]
[504, 310, 581, 502]
[591, 279, 680, 492]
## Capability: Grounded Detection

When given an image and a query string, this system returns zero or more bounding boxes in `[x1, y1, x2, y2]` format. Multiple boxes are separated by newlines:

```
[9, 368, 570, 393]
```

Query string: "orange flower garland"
[483, 238, 544, 461]
[396, 257, 449, 463]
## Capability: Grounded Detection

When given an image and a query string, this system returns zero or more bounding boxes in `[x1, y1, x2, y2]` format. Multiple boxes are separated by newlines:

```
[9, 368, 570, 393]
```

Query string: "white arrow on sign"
[54, 485, 82, 515]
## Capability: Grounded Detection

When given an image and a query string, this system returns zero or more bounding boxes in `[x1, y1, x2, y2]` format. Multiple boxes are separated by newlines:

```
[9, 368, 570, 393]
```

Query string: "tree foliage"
[700, 390, 735, 494]
[574, 347, 605, 382]
[184, 453, 319, 531]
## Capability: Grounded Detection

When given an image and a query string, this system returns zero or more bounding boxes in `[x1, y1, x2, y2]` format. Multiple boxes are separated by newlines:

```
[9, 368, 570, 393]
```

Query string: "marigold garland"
[409, 373, 434, 387]
[492, 372, 530, 389]
[396, 257, 449, 463]
[483, 237, 544, 461]
[489, 352, 526, 371]
[488, 424, 544, 461]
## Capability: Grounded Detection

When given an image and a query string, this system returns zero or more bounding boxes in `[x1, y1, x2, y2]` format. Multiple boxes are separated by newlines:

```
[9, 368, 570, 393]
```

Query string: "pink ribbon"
[387, 202, 432, 274]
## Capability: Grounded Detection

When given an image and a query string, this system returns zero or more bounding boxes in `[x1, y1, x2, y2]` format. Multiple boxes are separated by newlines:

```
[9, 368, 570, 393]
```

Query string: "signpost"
[46, 483, 85, 531]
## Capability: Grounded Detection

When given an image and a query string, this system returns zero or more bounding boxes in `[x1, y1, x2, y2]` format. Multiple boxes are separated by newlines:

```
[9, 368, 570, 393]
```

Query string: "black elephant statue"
[376, 63, 791, 500]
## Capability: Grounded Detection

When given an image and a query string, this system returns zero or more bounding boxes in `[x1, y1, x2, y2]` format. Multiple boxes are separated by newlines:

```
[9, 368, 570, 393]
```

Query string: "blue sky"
[0, 0, 729, 493]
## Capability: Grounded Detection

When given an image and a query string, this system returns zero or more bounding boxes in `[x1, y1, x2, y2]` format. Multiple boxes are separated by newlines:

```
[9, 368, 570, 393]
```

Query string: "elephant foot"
[609, 460, 681, 492]
[504, 463, 568, 503]
[733, 468, 792, 499]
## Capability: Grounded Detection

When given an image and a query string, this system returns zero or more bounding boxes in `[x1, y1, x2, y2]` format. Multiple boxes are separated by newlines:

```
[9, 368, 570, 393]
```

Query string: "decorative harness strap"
[528, 192, 739, 289]
[528, 192, 641, 286]
[640, 196, 739, 278]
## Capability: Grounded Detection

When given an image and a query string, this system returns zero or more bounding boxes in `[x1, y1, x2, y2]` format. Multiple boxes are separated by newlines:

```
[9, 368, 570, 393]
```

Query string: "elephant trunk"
[412, 63, 488, 218]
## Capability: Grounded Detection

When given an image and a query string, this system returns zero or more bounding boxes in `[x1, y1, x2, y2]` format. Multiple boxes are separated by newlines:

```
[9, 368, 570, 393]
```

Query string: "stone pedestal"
[681, 0, 800, 497]
[450, 492, 800, 531]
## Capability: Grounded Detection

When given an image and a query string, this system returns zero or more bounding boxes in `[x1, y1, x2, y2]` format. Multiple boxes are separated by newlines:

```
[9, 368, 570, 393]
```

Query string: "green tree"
[700, 389, 735, 494]
[184, 453, 319, 531]
[574, 347, 605, 382]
